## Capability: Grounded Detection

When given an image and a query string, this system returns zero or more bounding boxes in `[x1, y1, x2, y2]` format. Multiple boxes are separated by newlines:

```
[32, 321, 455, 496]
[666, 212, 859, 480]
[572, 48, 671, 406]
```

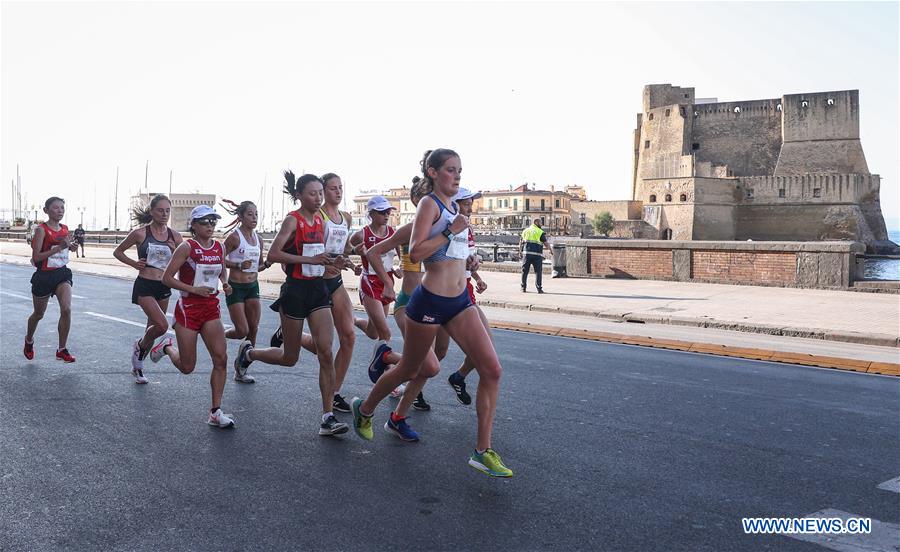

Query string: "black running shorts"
[30, 267, 73, 298]
[270, 277, 332, 320]
[132, 276, 172, 304]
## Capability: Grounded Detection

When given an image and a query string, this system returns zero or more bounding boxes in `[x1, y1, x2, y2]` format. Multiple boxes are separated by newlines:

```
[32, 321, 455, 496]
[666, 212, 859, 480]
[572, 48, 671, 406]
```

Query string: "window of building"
[555, 199, 560, 208]
[683, 93, 689, 98]
[733, 106, 742, 114]
[679, 194, 687, 202]
[664, 194, 672, 202]
[679, 106, 686, 117]
[692, 143, 700, 151]
[827, 98, 835, 106]
[648, 113, 654, 121]
[513, 199, 518, 210]
[746, 189, 754, 199]
[778, 189, 785, 198]
[644, 140, 650, 149]
[649, 194, 657, 203]
[665, 109, 670, 117]
[776, 103, 783, 111]
[813, 188, 821, 198]
[525, 198, 530, 211]
[488, 199, 493, 209]
[540, 199, 545, 210]
[801, 100, 809, 108]
[579, 212, 586, 224]
[540, 216, 545, 226]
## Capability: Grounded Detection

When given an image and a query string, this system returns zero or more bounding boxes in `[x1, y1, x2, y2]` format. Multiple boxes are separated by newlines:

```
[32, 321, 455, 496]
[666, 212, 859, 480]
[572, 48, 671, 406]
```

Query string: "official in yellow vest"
[520, 219, 549, 293]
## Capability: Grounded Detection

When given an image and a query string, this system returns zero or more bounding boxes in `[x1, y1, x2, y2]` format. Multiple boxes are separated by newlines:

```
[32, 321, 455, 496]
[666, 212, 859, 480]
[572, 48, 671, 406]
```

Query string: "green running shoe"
[352, 397, 373, 441]
[468, 448, 513, 478]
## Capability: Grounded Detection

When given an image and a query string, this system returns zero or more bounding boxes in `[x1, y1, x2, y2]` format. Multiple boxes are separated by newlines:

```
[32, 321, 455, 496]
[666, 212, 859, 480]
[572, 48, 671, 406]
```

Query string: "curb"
[477, 299, 899, 348]
[489, 321, 900, 377]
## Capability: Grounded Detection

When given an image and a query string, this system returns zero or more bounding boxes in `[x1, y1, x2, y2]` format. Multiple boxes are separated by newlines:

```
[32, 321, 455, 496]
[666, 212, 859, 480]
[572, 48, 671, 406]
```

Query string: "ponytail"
[132, 194, 170, 225]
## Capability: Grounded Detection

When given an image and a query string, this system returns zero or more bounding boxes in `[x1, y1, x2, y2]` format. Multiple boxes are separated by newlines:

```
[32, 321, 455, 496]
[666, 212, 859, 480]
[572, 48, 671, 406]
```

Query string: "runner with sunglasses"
[349, 197, 404, 388]
[160, 206, 235, 428]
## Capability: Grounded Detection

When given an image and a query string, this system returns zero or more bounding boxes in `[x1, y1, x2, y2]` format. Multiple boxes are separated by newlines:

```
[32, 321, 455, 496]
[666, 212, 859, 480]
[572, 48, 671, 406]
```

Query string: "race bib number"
[381, 251, 396, 271]
[241, 245, 261, 273]
[47, 247, 69, 268]
[146, 243, 172, 270]
[446, 232, 469, 260]
[192, 263, 221, 290]
[302, 243, 325, 277]
[325, 226, 349, 255]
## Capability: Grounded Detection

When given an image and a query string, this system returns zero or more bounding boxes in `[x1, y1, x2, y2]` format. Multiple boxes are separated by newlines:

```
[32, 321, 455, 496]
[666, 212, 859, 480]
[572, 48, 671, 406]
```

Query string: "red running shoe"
[24, 340, 34, 360]
[56, 348, 76, 363]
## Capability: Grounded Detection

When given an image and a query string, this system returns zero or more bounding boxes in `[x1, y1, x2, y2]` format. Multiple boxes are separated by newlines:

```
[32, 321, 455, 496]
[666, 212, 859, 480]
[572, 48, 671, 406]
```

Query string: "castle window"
[801, 100, 809, 108]
[776, 103, 782, 111]
[733, 106, 742, 114]
[649, 194, 657, 203]
[692, 143, 700, 151]
[683, 93, 689, 98]
[679, 194, 687, 202]
[679, 106, 686, 117]
[644, 140, 650, 149]
[746, 189, 754, 199]
[580, 212, 586, 224]
[827, 98, 835, 106]
[813, 188, 821, 198]
[665, 109, 670, 117]
[693, 110, 699, 117]
[664, 194, 672, 202]
[778, 189, 786, 198]
[648, 113, 654, 121]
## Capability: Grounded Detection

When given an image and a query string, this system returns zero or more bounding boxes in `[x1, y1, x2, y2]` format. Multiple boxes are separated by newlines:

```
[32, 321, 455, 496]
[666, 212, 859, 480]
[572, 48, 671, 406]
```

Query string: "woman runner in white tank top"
[221, 200, 267, 384]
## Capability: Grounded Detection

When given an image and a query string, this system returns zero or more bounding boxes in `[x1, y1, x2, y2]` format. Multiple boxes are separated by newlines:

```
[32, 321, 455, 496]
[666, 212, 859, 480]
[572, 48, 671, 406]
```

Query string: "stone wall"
[559, 239, 865, 289]
[690, 99, 783, 177]
[571, 200, 643, 222]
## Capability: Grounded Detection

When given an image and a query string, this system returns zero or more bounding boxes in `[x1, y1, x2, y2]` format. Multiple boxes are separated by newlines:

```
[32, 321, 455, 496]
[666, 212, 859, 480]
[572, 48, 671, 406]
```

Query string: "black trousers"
[521, 255, 543, 290]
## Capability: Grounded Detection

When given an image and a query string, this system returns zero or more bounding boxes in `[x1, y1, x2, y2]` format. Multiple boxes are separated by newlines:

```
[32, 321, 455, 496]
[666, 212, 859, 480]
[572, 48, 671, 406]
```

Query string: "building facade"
[131, 192, 216, 232]
[629, 84, 891, 250]
[470, 184, 580, 234]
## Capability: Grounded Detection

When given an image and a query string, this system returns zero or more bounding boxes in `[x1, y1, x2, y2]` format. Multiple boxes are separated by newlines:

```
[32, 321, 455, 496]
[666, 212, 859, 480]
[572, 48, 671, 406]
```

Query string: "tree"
[592, 212, 614, 237]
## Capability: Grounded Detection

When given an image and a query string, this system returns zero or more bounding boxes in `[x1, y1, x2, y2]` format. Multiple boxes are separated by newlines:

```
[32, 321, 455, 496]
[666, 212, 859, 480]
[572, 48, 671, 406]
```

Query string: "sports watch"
[441, 228, 453, 240]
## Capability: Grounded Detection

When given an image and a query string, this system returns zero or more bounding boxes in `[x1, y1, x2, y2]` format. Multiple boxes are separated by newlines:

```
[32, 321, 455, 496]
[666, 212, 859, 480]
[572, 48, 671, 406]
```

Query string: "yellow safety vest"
[522, 225, 544, 243]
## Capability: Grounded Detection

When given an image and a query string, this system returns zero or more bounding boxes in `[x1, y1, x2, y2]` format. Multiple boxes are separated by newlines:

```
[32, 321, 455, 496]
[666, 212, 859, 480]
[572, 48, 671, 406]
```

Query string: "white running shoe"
[234, 373, 256, 384]
[207, 408, 235, 428]
[390, 383, 407, 398]
[149, 337, 173, 364]
[131, 340, 148, 384]
[131, 339, 144, 371]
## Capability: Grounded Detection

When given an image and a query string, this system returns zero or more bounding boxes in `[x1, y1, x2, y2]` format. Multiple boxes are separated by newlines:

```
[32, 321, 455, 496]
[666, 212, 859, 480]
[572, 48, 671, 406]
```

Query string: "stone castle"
[625, 84, 891, 251]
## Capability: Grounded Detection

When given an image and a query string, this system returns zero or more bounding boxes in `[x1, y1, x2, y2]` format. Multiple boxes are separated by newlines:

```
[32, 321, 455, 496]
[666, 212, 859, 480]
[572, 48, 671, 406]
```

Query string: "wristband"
[441, 228, 453, 240]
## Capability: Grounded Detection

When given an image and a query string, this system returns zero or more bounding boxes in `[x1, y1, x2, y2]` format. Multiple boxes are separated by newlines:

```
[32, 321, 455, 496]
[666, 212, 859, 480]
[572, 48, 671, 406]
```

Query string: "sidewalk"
[2, 240, 897, 373]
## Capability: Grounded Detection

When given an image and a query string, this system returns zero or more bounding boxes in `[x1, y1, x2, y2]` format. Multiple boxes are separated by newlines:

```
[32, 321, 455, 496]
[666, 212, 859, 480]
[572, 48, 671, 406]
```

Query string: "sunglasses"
[195, 218, 218, 226]
[372, 209, 392, 215]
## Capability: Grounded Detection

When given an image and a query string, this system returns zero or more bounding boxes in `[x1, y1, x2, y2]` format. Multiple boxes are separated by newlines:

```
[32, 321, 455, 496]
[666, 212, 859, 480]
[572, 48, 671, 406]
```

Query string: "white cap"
[366, 195, 394, 212]
[190, 205, 221, 220]
[453, 188, 482, 201]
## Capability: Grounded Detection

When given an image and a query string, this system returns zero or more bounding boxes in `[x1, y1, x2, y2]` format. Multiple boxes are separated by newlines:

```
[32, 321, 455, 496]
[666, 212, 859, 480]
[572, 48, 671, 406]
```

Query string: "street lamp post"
[77, 207, 86, 227]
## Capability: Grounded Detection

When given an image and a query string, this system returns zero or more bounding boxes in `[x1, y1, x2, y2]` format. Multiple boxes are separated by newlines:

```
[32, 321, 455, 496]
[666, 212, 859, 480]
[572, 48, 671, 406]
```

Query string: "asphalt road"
[1, 263, 898, 552]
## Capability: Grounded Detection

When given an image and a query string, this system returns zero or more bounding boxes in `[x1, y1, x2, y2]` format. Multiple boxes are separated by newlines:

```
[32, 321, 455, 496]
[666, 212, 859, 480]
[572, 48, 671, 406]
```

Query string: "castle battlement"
[628, 84, 889, 250]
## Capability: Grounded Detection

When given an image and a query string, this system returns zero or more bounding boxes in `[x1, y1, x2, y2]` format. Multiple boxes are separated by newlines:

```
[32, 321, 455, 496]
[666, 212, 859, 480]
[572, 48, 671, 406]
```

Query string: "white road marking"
[876, 476, 900, 493]
[72, 294, 86, 299]
[0, 290, 32, 300]
[85, 311, 174, 335]
[84, 311, 232, 333]
[782, 509, 899, 552]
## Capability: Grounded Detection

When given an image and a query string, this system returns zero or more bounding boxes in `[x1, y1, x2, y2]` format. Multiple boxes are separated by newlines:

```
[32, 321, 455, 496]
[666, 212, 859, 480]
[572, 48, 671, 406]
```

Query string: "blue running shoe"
[384, 415, 420, 442]
[368, 342, 391, 383]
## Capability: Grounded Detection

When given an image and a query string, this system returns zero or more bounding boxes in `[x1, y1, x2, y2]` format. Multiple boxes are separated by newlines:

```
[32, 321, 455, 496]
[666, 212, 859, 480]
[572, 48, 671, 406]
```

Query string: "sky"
[2, 1, 898, 231]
